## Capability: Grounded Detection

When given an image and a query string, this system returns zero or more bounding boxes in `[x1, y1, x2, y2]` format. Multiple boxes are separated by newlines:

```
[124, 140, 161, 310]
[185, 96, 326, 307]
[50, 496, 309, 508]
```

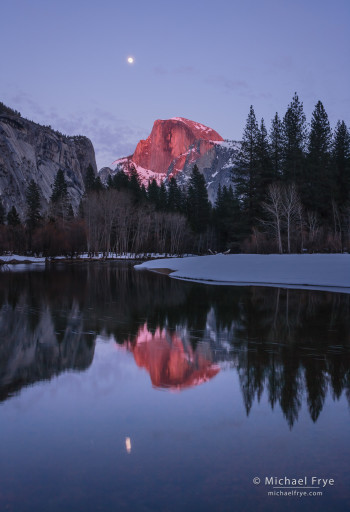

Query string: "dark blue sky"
[1, 0, 349, 169]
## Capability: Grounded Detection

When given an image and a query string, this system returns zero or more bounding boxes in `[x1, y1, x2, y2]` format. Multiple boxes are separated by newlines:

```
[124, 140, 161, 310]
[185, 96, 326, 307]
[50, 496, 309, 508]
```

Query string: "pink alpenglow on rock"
[110, 117, 224, 185]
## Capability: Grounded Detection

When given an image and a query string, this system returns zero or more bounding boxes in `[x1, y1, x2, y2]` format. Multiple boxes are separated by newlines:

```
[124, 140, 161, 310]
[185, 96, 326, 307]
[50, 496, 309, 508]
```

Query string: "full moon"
[127, 56, 134, 64]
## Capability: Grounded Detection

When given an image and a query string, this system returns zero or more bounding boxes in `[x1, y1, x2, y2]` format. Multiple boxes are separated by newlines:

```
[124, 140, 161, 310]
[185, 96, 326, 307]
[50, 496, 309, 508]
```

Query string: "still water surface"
[0, 262, 349, 512]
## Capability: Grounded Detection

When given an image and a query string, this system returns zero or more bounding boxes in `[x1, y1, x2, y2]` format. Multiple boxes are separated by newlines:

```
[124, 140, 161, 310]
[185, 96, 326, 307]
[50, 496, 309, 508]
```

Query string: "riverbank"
[0, 253, 176, 265]
[135, 254, 350, 293]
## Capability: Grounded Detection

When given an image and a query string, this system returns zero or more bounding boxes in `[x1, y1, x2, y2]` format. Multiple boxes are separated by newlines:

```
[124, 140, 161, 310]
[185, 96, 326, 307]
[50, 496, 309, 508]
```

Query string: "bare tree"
[306, 211, 320, 246]
[261, 183, 283, 253]
[281, 184, 301, 253]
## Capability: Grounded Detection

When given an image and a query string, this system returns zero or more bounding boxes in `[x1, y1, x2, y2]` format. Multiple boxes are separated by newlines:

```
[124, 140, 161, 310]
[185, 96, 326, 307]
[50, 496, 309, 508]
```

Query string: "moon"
[127, 56, 134, 64]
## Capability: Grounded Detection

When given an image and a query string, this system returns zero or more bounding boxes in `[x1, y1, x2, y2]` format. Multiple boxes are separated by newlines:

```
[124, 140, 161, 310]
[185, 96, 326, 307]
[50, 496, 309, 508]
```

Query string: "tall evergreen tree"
[129, 167, 142, 201]
[7, 206, 21, 226]
[140, 184, 147, 201]
[0, 199, 5, 225]
[158, 182, 168, 211]
[50, 169, 69, 219]
[331, 120, 350, 210]
[94, 176, 104, 192]
[187, 165, 211, 233]
[256, 118, 274, 202]
[305, 101, 332, 218]
[282, 92, 307, 184]
[51, 169, 68, 203]
[147, 179, 159, 205]
[25, 179, 41, 231]
[67, 203, 75, 220]
[112, 169, 130, 190]
[167, 177, 183, 212]
[214, 185, 241, 251]
[269, 112, 284, 178]
[107, 174, 113, 189]
[85, 164, 96, 192]
[232, 105, 260, 227]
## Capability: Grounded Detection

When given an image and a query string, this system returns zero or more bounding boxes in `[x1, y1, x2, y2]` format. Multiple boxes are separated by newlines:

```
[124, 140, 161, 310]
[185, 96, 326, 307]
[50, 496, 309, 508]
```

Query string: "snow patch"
[135, 254, 350, 294]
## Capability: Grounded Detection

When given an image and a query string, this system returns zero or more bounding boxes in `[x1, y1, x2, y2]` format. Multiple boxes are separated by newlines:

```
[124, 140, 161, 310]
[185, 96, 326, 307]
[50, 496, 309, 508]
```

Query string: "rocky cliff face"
[0, 299, 95, 402]
[0, 103, 97, 216]
[132, 117, 223, 175]
[101, 117, 240, 203]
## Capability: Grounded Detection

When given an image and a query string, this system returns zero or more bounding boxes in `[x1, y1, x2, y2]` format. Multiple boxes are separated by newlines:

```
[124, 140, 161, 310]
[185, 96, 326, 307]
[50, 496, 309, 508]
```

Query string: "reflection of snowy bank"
[135, 254, 350, 294]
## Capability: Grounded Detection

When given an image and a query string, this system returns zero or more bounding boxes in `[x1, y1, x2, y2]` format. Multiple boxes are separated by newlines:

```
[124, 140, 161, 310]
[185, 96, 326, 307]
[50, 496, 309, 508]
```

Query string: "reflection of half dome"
[126, 324, 220, 390]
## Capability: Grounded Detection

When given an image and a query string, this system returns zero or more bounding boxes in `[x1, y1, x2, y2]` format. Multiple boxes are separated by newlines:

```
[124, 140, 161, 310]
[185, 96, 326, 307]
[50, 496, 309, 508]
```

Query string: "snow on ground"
[0, 255, 46, 263]
[135, 254, 350, 293]
[0, 253, 180, 265]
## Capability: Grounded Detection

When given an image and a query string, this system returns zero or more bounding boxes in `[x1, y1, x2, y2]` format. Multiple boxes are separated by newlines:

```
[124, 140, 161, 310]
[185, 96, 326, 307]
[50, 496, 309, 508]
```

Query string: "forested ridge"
[0, 93, 349, 256]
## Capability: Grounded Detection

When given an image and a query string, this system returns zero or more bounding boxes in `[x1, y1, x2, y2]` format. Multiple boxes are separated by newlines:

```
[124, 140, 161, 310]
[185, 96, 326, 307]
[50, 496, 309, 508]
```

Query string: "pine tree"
[214, 185, 241, 251]
[67, 204, 75, 220]
[112, 170, 130, 190]
[186, 165, 211, 233]
[106, 175, 113, 189]
[256, 118, 274, 202]
[140, 184, 147, 201]
[167, 177, 183, 212]
[78, 199, 85, 219]
[51, 169, 68, 203]
[107, 174, 115, 190]
[129, 166, 142, 201]
[94, 176, 104, 192]
[25, 179, 41, 231]
[232, 105, 260, 226]
[50, 169, 69, 219]
[85, 164, 96, 192]
[331, 120, 350, 210]
[269, 112, 284, 178]
[0, 199, 5, 224]
[158, 182, 168, 211]
[282, 93, 307, 184]
[7, 206, 21, 226]
[147, 179, 159, 205]
[305, 101, 332, 218]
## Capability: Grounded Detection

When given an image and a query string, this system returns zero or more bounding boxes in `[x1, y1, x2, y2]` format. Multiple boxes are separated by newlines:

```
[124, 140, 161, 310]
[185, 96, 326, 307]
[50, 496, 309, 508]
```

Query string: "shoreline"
[135, 254, 350, 294]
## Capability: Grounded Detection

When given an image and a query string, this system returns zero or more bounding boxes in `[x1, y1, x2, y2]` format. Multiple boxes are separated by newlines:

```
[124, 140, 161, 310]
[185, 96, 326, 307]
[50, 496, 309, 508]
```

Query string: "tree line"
[0, 92, 349, 256]
[232, 93, 350, 253]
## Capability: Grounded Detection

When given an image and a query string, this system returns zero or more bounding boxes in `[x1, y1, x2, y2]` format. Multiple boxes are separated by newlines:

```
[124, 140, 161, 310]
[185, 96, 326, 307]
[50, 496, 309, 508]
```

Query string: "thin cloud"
[174, 65, 198, 75]
[152, 65, 198, 76]
[269, 55, 294, 71]
[0, 92, 146, 169]
[153, 65, 168, 75]
[205, 75, 249, 92]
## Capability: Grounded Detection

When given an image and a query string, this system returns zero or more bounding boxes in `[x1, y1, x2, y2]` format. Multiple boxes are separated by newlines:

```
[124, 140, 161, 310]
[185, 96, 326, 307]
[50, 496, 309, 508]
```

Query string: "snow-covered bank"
[0, 253, 176, 265]
[0, 255, 46, 264]
[135, 254, 350, 293]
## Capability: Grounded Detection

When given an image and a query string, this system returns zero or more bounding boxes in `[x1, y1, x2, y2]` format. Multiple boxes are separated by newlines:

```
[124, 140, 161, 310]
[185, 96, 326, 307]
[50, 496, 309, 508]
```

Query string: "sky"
[1, 0, 349, 170]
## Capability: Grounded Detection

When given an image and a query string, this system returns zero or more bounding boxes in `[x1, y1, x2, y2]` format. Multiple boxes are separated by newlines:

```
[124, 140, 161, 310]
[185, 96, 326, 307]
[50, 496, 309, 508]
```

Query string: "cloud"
[269, 55, 294, 71]
[174, 65, 198, 76]
[49, 109, 147, 169]
[204, 75, 249, 93]
[6, 91, 46, 119]
[152, 65, 198, 77]
[153, 65, 168, 75]
[1, 91, 147, 169]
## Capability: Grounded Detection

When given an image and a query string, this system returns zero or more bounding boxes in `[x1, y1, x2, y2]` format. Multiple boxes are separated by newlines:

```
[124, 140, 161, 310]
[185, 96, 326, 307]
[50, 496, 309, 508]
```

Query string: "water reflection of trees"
[0, 263, 349, 427]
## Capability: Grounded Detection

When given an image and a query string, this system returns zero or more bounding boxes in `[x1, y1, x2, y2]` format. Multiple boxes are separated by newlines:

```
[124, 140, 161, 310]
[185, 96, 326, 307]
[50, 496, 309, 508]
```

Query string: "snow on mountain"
[99, 117, 240, 201]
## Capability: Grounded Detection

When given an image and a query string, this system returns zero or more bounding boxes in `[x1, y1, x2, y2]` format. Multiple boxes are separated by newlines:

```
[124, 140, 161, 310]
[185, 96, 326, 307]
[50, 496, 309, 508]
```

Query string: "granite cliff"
[0, 298, 95, 402]
[100, 117, 240, 203]
[0, 102, 97, 216]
